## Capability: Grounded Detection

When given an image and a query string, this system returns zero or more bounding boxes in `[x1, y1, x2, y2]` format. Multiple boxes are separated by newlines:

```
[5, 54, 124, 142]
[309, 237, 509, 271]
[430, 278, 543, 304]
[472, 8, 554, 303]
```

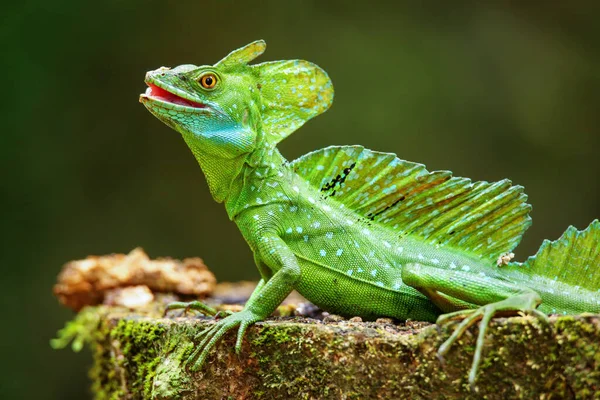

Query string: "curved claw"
[164, 300, 218, 318]
[193, 325, 214, 341]
[527, 309, 551, 326]
[163, 301, 188, 317]
[214, 310, 234, 319]
[236, 321, 250, 354]
[436, 308, 476, 326]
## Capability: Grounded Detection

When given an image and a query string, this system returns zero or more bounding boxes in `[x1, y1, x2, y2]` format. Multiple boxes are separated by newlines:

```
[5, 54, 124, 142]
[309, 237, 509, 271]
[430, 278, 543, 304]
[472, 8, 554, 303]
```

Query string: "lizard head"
[139, 40, 333, 202]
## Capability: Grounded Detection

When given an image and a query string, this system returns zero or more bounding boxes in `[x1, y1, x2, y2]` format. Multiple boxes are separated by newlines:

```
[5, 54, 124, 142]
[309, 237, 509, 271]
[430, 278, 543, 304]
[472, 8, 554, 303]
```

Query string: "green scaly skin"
[140, 40, 600, 386]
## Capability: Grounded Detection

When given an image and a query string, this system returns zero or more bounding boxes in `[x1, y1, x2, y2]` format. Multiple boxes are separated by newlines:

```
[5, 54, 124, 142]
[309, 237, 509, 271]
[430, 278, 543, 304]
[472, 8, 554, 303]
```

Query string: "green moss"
[553, 315, 600, 398]
[56, 304, 600, 399]
[50, 306, 102, 352]
[108, 319, 166, 397]
[80, 309, 187, 399]
[243, 322, 413, 398]
[89, 310, 125, 400]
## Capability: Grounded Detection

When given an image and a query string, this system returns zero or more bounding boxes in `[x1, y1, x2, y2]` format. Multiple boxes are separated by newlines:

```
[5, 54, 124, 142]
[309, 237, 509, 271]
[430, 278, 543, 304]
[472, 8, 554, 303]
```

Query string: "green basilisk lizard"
[139, 40, 600, 385]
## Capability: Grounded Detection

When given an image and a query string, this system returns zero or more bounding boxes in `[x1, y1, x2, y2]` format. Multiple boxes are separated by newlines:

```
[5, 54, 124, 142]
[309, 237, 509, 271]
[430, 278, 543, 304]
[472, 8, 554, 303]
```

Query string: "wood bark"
[83, 302, 600, 399]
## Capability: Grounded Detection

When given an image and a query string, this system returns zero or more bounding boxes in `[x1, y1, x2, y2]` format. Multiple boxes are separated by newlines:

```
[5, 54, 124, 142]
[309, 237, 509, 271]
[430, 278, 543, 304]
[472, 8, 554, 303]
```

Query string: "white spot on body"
[320, 249, 327, 257]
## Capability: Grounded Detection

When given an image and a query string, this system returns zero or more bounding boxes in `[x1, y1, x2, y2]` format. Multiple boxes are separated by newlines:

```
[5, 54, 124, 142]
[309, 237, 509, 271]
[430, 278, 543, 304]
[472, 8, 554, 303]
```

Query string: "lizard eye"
[199, 73, 217, 90]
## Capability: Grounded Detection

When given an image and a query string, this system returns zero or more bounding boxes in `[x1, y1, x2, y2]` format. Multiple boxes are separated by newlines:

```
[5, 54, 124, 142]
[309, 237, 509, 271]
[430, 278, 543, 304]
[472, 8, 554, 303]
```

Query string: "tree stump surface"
[62, 290, 600, 399]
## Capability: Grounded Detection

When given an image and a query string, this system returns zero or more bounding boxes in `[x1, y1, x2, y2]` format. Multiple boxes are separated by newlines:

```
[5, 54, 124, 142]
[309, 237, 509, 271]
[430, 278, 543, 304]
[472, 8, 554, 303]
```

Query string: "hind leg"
[402, 263, 548, 386]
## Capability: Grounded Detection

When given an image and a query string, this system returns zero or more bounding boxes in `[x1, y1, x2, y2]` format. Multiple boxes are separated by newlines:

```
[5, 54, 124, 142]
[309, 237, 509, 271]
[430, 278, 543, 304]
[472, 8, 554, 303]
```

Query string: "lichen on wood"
[60, 300, 600, 399]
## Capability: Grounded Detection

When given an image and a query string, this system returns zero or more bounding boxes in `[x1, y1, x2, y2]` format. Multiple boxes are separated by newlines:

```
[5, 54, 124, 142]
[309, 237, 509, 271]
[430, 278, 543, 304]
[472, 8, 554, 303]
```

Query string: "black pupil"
[204, 76, 213, 86]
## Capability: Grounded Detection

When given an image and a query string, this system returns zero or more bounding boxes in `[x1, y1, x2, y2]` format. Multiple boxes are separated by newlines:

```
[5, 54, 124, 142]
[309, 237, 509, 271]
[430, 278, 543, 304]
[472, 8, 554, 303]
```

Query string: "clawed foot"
[186, 309, 262, 370]
[435, 293, 548, 386]
[164, 301, 261, 370]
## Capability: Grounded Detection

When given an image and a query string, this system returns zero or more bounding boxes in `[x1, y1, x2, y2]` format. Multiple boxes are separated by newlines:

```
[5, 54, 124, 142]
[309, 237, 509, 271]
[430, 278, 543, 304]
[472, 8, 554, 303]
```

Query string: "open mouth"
[141, 84, 207, 109]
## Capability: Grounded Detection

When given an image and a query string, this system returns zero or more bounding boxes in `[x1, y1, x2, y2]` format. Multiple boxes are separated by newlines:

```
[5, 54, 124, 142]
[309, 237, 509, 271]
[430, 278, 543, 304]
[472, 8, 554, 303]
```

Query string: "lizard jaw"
[139, 83, 210, 112]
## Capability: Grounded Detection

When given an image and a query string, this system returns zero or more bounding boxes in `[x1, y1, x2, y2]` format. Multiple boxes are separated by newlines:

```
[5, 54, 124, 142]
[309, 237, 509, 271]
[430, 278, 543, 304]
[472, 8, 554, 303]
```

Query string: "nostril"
[180, 75, 188, 81]
[156, 66, 170, 77]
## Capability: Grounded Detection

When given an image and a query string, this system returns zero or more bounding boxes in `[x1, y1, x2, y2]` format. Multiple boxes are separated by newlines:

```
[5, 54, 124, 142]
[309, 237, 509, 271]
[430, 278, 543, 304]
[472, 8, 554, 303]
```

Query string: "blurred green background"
[3, 1, 599, 398]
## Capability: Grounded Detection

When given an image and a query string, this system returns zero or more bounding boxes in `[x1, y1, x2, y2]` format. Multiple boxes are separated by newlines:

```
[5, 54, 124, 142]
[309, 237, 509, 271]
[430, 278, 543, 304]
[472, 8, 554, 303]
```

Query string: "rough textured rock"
[53, 248, 215, 311]
[66, 303, 600, 399]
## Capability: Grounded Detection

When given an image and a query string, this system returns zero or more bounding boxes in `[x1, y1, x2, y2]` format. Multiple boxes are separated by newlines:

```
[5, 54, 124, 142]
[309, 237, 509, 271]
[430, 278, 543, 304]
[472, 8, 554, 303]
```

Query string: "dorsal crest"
[291, 145, 532, 263]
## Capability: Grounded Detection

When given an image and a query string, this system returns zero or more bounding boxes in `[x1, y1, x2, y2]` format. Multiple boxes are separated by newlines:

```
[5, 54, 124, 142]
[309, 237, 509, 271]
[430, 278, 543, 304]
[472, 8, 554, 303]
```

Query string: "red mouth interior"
[146, 84, 206, 108]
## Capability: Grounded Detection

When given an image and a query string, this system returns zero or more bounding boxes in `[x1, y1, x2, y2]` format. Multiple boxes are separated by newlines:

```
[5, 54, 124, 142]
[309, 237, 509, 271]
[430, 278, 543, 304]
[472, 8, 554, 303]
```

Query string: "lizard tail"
[507, 219, 600, 314]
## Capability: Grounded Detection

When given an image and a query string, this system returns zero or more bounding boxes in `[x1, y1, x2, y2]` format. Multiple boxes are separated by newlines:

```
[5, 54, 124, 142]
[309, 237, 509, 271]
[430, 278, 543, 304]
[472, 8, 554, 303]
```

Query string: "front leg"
[402, 263, 548, 386]
[165, 256, 269, 318]
[186, 233, 300, 370]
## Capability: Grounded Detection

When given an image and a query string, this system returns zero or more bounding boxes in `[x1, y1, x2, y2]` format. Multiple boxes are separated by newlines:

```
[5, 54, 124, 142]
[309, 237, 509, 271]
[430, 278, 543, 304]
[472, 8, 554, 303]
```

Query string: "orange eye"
[199, 73, 217, 89]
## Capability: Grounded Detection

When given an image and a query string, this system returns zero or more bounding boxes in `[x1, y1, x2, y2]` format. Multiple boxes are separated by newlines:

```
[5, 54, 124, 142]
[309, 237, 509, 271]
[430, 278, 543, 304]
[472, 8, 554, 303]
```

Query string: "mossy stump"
[82, 304, 600, 399]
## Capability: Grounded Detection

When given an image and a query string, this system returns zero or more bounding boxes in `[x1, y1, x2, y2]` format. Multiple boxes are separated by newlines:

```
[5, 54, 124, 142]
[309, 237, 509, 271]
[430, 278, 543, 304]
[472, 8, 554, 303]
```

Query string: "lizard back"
[291, 145, 532, 264]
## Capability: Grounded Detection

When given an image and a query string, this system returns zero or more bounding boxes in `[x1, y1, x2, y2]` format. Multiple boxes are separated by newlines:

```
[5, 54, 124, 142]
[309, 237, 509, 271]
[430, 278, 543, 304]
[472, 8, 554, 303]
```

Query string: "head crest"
[252, 59, 334, 144]
[215, 40, 266, 69]
[216, 40, 334, 144]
